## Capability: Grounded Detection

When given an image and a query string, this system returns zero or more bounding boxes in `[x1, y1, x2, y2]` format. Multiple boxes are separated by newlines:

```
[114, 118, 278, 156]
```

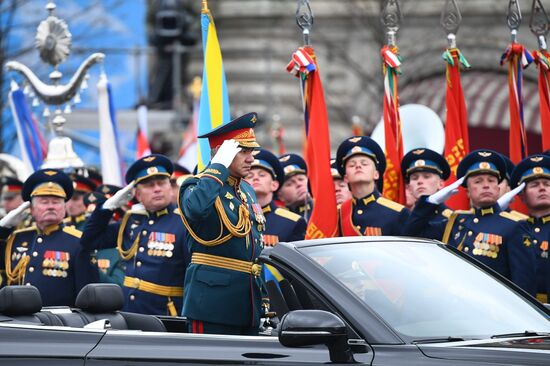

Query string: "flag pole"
[296, 0, 314, 46]
[440, 0, 471, 210]
[529, 0, 550, 151]
[380, 0, 405, 204]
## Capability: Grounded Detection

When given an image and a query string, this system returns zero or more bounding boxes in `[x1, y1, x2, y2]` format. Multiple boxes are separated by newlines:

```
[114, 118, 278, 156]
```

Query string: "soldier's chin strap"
[180, 197, 252, 247]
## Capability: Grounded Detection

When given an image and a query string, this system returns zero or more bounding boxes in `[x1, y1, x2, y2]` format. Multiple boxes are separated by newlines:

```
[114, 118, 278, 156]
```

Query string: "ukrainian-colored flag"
[197, 2, 231, 171]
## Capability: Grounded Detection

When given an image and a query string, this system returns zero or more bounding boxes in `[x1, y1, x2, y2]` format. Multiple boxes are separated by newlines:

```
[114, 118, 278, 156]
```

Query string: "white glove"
[497, 182, 525, 211]
[427, 177, 465, 205]
[103, 181, 135, 210]
[210, 139, 241, 168]
[0, 201, 30, 228]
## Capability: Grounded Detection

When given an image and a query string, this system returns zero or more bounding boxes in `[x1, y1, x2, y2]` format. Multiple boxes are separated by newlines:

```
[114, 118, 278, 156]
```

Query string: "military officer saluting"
[179, 112, 265, 335]
[336, 136, 409, 236]
[406, 150, 536, 294]
[0, 169, 97, 306]
[401, 148, 451, 238]
[277, 153, 313, 221]
[64, 173, 97, 231]
[247, 148, 306, 245]
[81, 155, 190, 315]
[511, 154, 550, 303]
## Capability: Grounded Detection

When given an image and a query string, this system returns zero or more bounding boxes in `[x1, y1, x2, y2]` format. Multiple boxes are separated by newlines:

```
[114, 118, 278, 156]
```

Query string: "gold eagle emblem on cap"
[412, 149, 425, 155]
[279, 155, 291, 162]
[478, 151, 492, 157]
[531, 156, 544, 162]
[143, 156, 156, 162]
[348, 137, 362, 143]
[44, 171, 57, 176]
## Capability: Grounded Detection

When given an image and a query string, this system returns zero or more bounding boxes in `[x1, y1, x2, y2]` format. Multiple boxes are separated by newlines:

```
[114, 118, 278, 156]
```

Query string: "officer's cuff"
[200, 163, 229, 185]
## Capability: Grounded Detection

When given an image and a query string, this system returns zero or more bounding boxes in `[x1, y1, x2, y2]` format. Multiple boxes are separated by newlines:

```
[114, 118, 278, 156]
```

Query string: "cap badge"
[479, 162, 490, 169]
[147, 167, 159, 174]
[478, 152, 492, 157]
[143, 156, 156, 162]
[44, 171, 57, 176]
[533, 167, 544, 174]
[414, 160, 426, 167]
[348, 137, 362, 143]
[251, 115, 257, 123]
[351, 146, 363, 153]
[531, 156, 544, 162]
[412, 149, 425, 155]
[88, 195, 96, 202]
[279, 155, 291, 162]
[101, 186, 110, 193]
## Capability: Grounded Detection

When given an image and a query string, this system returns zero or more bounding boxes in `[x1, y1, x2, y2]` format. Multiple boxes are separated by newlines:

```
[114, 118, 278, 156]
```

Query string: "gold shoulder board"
[63, 226, 83, 238]
[274, 208, 301, 222]
[441, 208, 453, 218]
[509, 210, 529, 221]
[377, 197, 405, 212]
[499, 211, 522, 222]
[12, 226, 38, 235]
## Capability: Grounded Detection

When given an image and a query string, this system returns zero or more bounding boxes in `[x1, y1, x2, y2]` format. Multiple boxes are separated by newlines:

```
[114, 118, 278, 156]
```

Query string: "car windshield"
[300, 240, 550, 340]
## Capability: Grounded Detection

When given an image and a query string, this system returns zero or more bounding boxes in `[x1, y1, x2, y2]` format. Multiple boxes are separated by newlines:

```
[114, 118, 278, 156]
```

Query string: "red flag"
[287, 46, 338, 239]
[500, 43, 534, 163]
[442, 48, 470, 210]
[533, 50, 550, 151]
[380, 45, 405, 204]
[136, 104, 151, 159]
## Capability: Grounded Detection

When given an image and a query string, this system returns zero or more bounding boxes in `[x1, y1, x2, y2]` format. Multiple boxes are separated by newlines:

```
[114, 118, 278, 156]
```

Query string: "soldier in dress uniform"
[336, 136, 409, 236]
[406, 150, 536, 294]
[64, 173, 97, 231]
[179, 112, 265, 335]
[277, 153, 313, 222]
[83, 185, 126, 287]
[498, 154, 515, 199]
[1, 177, 24, 214]
[170, 163, 192, 204]
[511, 155, 550, 303]
[247, 148, 306, 245]
[330, 158, 351, 206]
[401, 148, 451, 237]
[81, 154, 190, 316]
[0, 169, 97, 306]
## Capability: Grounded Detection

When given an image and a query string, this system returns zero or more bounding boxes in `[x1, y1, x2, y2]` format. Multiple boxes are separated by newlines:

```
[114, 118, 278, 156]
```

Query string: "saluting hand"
[211, 139, 242, 168]
[0, 201, 30, 228]
[497, 182, 525, 211]
[427, 177, 465, 205]
[103, 180, 135, 210]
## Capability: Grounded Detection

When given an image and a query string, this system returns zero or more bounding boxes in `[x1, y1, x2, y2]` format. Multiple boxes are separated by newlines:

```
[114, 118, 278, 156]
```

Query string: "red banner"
[443, 48, 470, 210]
[534, 50, 550, 151]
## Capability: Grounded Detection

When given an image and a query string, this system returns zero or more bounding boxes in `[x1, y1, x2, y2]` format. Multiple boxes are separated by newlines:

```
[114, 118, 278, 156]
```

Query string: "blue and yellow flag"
[197, 2, 231, 171]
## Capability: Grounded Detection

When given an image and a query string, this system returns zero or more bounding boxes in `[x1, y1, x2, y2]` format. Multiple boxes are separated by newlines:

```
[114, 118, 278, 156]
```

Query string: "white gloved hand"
[210, 139, 241, 168]
[103, 181, 135, 211]
[497, 182, 526, 211]
[0, 201, 30, 228]
[427, 177, 465, 205]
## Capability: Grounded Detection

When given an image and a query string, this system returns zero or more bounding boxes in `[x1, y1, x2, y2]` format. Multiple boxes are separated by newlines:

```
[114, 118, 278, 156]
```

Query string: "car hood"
[418, 336, 550, 365]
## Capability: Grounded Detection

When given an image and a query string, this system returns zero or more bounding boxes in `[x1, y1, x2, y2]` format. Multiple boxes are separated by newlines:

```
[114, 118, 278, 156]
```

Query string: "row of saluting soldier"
[0, 112, 549, 334]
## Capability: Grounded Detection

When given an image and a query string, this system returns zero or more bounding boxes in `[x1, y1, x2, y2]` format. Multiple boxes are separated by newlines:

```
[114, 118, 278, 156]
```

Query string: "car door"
[0, 323, 105, 365]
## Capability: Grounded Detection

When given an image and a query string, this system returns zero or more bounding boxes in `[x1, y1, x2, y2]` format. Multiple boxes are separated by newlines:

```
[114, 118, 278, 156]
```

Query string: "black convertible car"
[0, 236, 549, 365]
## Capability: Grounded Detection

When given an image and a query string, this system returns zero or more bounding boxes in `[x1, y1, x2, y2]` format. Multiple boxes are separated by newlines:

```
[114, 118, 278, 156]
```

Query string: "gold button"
[142, 230, 147, 235]
[130, 295, 135, 301]
[356, 226, 361, 230]
[148, 220, 154, 225]
[464, 247, 469, 252]
[32, 252, 38, 257]
[139, 247, 145, 253]
[37, 237, 43, 243]
[535, 227, 541, 233]
[357, 209, 363, 215]
[534, 239, 538, 244]
[29, 267, 34, 273]
[473, 218, 479, 223]
[468, 231, 473, 236]
[137, 261, 142, 267]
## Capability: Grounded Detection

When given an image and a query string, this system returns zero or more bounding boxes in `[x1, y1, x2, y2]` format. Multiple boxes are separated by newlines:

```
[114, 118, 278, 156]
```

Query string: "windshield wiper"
[412, 336, 465, 344]
[491, 331, 550, 339]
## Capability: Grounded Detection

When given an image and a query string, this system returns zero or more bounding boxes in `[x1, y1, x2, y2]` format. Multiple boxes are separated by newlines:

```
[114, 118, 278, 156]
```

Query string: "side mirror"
[278, 310, 354, 363]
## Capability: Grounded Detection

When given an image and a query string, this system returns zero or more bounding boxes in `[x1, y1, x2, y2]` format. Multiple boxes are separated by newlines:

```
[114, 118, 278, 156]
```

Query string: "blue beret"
[22, 169, 73, 201]
[125, 154, 174, 184]
[335, 136, 386, 177]
[251, 149, 285, 189]
[511, 154, 550, 187]
[457, 149, 506, 186]
[278, 153, 307, 180]
[401, 148, 450, 181]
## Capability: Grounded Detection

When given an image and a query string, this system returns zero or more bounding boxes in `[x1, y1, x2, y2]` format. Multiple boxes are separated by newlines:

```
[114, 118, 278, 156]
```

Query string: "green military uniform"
[179, 112, 265, 335]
